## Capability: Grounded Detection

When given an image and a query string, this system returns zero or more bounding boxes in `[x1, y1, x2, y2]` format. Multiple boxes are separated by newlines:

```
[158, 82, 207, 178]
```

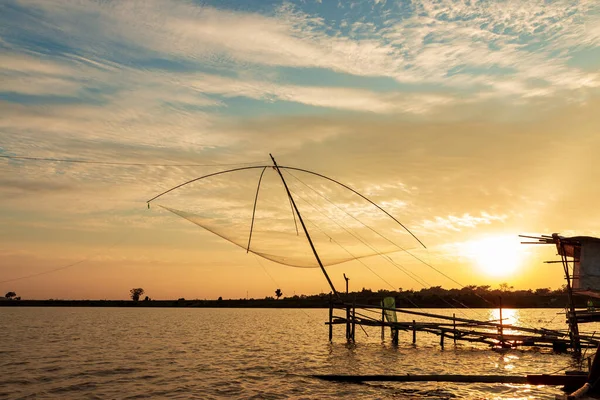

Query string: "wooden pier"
[326, 301, 600, 351]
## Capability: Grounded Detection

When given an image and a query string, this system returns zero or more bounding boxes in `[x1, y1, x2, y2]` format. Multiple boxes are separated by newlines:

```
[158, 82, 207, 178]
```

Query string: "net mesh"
[153, 166, 421, 268]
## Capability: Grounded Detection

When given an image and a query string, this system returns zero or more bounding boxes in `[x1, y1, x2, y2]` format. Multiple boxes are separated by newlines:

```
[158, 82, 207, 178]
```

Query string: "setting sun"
[464, 235, 525, 277]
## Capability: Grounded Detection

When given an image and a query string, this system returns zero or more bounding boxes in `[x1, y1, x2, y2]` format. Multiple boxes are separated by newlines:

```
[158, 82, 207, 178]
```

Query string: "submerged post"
[269, 154, 340, 299]
[412, 320, 416, 344]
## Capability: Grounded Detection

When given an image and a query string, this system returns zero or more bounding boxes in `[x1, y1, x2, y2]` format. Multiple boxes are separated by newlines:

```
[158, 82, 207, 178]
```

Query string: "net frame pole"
[560, 239, 581, 354]
[269, 154, 339, 298]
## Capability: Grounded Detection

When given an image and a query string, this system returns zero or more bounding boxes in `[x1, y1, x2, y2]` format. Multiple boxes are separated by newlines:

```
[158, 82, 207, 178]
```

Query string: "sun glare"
[464, 235, 524, 277]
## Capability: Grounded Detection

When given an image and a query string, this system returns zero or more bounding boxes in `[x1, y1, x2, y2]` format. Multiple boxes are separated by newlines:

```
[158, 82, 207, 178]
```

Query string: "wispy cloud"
[420, 212, 507, 233]
[3, 0, 598, 109]
[186, 72, 453, 113]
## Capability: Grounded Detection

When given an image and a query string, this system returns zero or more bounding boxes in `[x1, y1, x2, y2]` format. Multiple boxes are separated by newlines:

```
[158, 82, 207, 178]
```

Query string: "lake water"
[1, 307, 597, 399]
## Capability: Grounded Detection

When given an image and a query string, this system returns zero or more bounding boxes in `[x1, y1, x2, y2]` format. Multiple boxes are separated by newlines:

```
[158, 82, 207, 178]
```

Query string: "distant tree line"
[228, 284, 577, 308]
[194, 284, 580, 308]
[118, 284, 590, 308]
[2, 285, 591, 309]
[338, 285, 573, 308]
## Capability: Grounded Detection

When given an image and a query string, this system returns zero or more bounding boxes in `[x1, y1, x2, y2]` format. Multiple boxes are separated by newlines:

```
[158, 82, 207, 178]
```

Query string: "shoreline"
[0, 298, 583, 309]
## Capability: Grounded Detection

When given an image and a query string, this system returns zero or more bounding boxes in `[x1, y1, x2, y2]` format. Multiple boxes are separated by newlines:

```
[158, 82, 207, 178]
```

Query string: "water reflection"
[494, 352, 520, 371]
[490, 308, 520, 326]
[0, 307, 588, 399]
[488, 308, 528, 343]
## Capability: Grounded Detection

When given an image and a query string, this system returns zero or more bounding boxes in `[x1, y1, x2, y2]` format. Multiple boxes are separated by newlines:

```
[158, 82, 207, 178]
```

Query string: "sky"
[1, 0, 600, 300]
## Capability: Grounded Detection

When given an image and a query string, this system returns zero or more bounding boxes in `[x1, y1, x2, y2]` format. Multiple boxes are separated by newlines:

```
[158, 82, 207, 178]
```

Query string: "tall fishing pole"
[269, 154, 340, 299]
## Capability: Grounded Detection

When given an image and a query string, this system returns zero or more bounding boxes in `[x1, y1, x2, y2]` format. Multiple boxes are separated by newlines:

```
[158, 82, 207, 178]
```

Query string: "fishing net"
[149, 165, 423, 269]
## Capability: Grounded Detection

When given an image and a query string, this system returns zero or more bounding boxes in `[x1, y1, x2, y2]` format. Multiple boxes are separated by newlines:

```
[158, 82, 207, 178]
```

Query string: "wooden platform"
[569, 310, 600, 324]
[327, 303, 600, 351]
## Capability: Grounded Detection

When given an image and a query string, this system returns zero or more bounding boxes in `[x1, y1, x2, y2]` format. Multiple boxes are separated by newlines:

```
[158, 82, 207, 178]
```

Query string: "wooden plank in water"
[313, 374, 588, 386]
[313, 374, 528, 384]
[527, 374, 586, 386]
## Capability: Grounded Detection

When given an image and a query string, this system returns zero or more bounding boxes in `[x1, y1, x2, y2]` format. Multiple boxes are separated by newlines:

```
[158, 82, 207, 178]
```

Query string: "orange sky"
[3, 100, 600, 300]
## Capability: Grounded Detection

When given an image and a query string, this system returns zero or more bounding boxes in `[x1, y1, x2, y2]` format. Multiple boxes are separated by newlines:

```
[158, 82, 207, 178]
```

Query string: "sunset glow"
[464, 236, 525, 278]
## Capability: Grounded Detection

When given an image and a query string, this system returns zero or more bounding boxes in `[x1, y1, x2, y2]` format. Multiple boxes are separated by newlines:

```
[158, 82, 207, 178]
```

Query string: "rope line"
[284, 171, 488, 319]
[285, 185, 421, 309]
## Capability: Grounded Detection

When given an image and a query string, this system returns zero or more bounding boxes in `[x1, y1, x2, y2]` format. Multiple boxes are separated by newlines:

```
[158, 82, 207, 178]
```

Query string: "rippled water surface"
[1, 307, 596, 399]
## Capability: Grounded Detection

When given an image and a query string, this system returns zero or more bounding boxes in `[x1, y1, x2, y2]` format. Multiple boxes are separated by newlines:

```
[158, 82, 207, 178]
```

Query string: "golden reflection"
[491, 308, 519, 326]
[493, 352, 520, 371]
[498, 397, 534, 400]
[489, 309, 523, 345]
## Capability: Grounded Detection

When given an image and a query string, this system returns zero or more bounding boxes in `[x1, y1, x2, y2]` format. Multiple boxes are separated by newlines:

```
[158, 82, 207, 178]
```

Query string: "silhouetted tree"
[5, 291, 16, 299]
[275, 288, 282, 299]
[499, 283, 513, 292]
[130, 288, 145, 302]
[217, 296, 223, 301]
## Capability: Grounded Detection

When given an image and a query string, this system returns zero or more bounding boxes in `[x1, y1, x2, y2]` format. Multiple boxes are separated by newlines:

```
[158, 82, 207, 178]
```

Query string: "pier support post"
[392, 326, 399, 345]
[558, 241, 581, 354]
[440, 330, 445, 349]
[453, 313, 457, 345]
[499, 296, 504, 346]
[346, 305, 351, 341]
[381, 308, 385, 341]
[328, 295, 333, 342]
[412, 320, 417, 344]
[351, 300, 356, 342]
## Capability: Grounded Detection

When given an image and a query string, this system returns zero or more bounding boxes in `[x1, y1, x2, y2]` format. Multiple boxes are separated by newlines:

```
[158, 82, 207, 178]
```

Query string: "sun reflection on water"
[490, 308, 520, 326]
[494, 353, 520, 370]
[488, 308, 526, 345]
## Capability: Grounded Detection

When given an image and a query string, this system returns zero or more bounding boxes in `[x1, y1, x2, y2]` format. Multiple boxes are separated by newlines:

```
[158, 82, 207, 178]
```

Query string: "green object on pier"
[382, 297, 397, 323]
